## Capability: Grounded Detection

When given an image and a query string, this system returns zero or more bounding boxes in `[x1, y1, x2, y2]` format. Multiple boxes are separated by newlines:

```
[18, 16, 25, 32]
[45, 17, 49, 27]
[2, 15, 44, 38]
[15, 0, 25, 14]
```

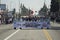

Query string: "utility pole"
[6, 5, 8, 11]
[19, 0, 20, 14]
[19, 0, 21, 18]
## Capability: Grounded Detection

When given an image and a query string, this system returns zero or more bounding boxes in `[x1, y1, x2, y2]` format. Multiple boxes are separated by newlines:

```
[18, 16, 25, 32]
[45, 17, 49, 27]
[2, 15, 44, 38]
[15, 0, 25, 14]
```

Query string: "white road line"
[4, 29, 20, 40]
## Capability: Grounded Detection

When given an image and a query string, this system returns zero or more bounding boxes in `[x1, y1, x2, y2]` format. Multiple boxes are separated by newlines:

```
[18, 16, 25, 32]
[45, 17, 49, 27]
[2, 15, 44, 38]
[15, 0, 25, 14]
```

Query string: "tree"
[50, 0, 59, 12]
[38, 3, 48, 16]
[12, 8, 16, 21]
[21, 4, 29, 16]
[12, 8, 16, 15]
[28, 9, 33, 15]
[50, 0, 59, 21]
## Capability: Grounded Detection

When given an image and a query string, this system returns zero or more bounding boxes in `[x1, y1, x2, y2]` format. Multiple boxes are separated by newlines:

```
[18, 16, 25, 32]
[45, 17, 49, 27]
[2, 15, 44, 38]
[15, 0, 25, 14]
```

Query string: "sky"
[1, 0, 51, 12]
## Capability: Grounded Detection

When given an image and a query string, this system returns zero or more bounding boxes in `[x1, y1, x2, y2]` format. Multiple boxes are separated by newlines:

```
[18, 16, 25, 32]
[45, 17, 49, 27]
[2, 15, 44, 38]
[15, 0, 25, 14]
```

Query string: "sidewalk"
[0, 24, 13, 28]
[51, 22, 60, 27]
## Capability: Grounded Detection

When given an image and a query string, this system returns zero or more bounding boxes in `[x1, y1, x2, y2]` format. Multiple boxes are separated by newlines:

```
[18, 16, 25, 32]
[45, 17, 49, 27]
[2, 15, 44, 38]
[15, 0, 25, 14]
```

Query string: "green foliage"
[50, 0, 59, 12]
[12, 8, 16, 15]
[21, 4, 29, 16]
[39, 3, 48, 13]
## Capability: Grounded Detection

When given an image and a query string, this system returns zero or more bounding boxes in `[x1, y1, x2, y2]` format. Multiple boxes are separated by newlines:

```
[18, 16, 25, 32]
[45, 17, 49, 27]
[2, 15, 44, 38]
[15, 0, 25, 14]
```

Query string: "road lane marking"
[43, 29, 52, 40]
[4, 29, 20, 40]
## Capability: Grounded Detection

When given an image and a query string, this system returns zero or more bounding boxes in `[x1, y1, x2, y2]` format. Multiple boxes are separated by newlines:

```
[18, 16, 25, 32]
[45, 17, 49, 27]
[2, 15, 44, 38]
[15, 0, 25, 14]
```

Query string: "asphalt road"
[0, 22, 60, 40]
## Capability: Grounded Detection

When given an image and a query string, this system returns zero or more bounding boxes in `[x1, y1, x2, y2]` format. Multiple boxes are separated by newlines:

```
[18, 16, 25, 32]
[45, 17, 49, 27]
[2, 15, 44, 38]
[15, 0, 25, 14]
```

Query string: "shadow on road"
[21, 27, 60, 30]
[50, 26, 60, 30]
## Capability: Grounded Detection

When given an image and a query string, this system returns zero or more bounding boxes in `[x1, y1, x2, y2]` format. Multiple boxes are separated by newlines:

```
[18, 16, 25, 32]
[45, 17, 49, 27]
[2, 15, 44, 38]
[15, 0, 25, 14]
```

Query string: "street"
[0, 0, 60, 40]
[0, 22, 60, 40]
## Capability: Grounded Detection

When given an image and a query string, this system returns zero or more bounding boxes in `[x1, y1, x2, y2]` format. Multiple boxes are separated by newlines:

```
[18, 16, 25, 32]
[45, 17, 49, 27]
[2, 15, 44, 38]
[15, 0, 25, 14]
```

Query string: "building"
[0, 4, 6, 10]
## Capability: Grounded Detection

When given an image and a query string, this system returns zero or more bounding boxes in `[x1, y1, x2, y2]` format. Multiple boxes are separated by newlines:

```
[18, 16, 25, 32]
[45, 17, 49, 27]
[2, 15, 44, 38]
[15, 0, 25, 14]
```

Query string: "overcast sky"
[1, 0, 51, 12]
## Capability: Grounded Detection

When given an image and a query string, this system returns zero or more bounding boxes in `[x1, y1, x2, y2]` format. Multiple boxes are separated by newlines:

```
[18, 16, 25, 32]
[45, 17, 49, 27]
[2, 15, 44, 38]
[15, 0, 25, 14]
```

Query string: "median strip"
[43, 29, 52, 40]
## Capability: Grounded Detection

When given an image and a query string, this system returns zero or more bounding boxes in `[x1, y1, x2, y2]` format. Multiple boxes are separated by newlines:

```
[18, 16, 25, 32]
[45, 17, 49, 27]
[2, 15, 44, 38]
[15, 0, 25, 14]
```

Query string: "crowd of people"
[21, 16, 41, 21]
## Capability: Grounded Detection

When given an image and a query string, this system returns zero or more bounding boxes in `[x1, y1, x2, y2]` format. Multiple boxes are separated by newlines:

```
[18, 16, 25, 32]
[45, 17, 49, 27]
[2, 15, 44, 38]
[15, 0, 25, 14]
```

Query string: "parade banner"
[13, 21, 50, 29]
[13, 21, 42, 28]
